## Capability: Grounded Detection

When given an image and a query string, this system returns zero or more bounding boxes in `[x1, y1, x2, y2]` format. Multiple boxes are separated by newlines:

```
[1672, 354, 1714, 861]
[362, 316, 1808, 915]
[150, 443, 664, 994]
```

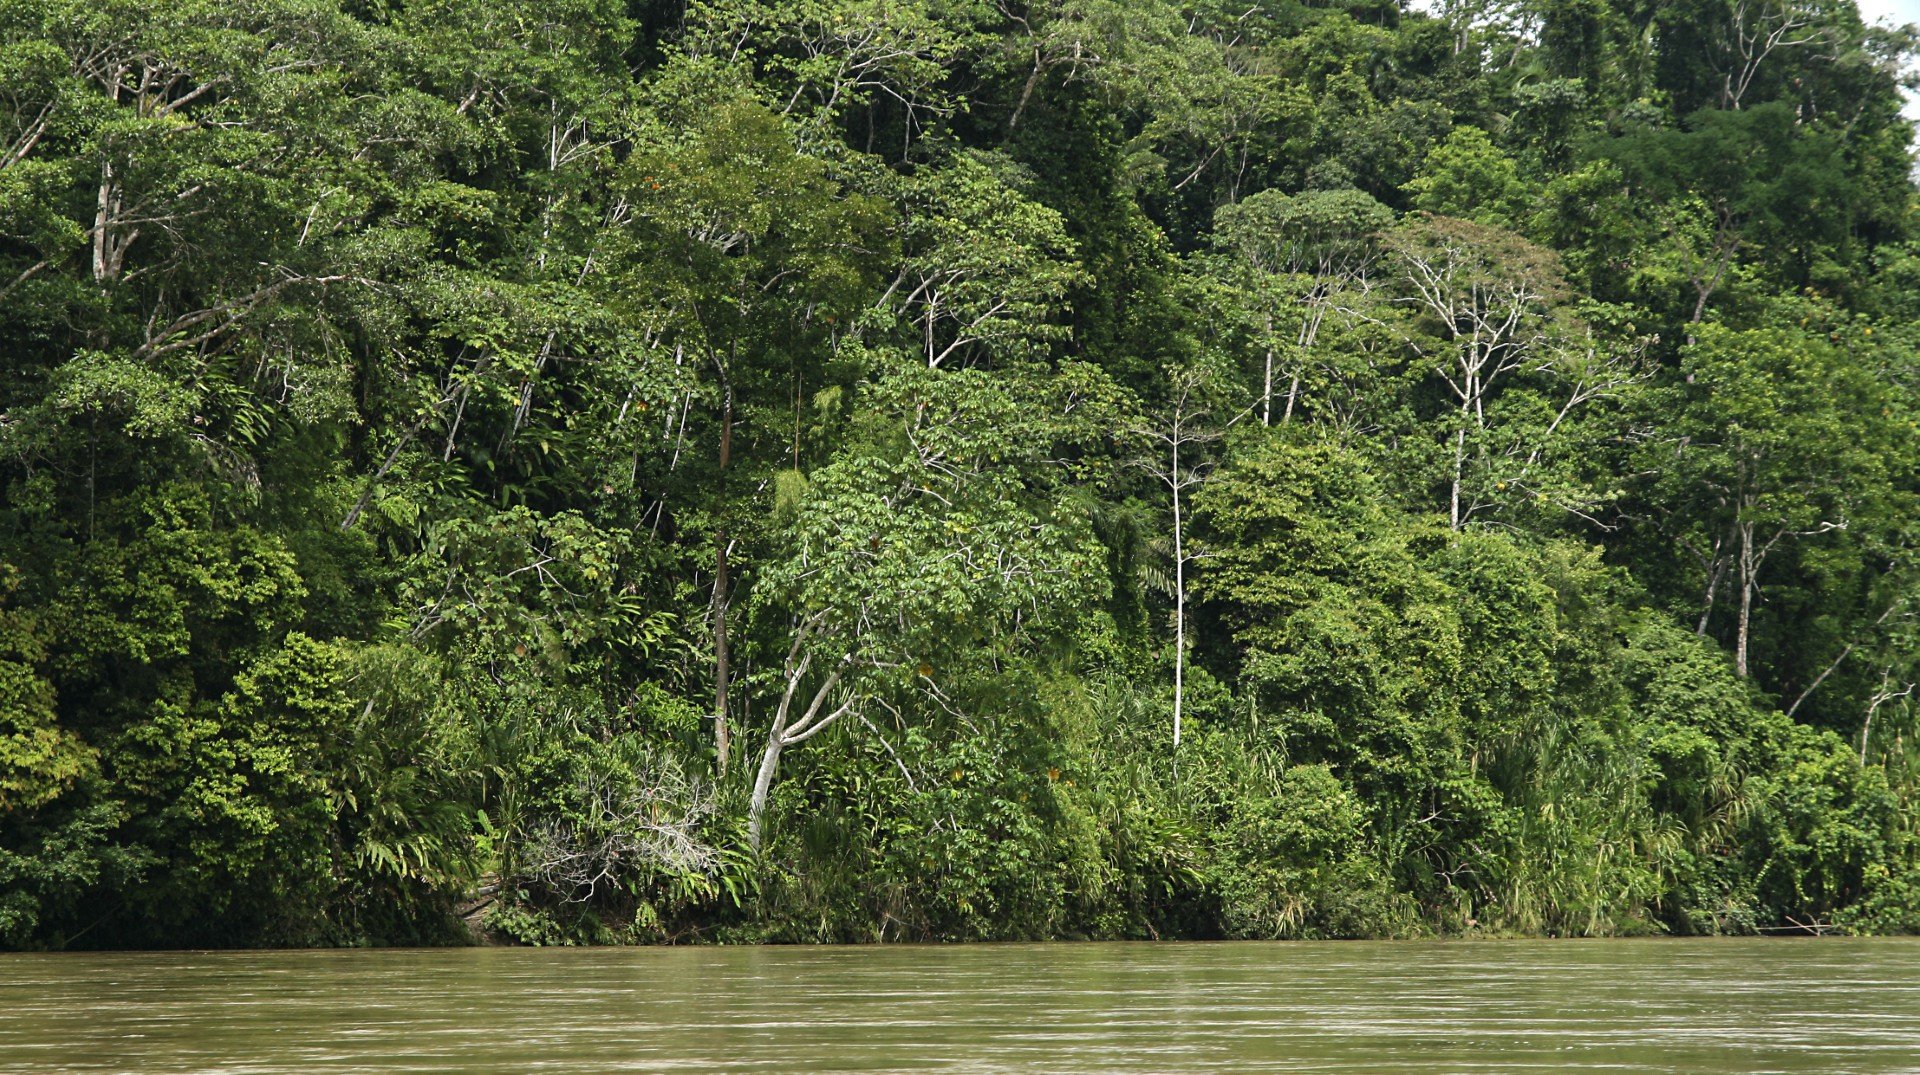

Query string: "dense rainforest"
[3, 0, 1920, 949]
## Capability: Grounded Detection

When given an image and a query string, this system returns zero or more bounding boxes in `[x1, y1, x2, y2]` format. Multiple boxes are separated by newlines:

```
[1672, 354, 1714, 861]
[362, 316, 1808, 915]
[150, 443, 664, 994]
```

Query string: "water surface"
[2, 939, 1917, 1072]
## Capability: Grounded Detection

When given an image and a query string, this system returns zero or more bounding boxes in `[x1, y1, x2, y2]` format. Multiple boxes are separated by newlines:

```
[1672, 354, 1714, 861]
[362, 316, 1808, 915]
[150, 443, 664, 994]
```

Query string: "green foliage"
[1405, 127, 1531, 228]
[2, 0, 1915, 948]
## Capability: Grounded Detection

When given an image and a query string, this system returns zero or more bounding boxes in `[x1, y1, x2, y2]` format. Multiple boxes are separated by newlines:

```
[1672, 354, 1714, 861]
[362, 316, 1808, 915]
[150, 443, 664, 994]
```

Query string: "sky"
[1400, 0, 1920, 117]
[1855, 0, 1920, 28]
[1401, 0, 1920, 30]
[1855, 0, 1920, 119]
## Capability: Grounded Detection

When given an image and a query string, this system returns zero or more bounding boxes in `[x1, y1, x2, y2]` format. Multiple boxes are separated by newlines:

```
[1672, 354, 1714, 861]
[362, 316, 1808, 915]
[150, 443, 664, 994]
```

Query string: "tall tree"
[618, 97, 887, 773]
[1211, 188, 1392, 427]
[1130, 364, 1220, 754]
[1653, 322, 1895, 680]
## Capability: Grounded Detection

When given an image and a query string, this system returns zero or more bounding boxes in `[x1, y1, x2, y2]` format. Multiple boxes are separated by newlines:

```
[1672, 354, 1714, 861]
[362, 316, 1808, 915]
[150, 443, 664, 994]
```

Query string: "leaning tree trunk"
[747, 713, 784, 852]
[748, 654, 851, 851]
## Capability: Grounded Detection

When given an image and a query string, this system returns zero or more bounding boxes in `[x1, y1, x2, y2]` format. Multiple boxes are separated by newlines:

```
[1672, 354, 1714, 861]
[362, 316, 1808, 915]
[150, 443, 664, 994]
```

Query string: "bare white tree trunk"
[1861, 672, 1916, 765]
[1260, 312, 1274, 427]
[1172, 435, 1185, 752]
[1736, 520, 1756, 679]
[1135, 369, 1216, 757]
[748, 646, 854, 851]
[746, 727, 784, 852]
[1450, 426, 1466, 531]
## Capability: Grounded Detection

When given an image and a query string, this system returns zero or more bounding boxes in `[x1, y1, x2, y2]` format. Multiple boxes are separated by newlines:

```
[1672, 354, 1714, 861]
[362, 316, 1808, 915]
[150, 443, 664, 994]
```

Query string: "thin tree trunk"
[1858, 674, 1913, 765]
[1789, 642, 1853, 719]
[748, 657, 845, 851]
[1172, 438, 1184, 753]
[1735, 521, 1754, 679]
[748, 643, 812, 852]
[340, 404, 446, 531]
[747, 708, 783, 851]
[1690, 283, 1713, 328]
[713, 541, 731, 772]
[1790, 600, 1901, 718]
[1285, 299, 1324, 425]
[712, 384, 734, 775]
[1261, 324, 1273, 427]
[93, 159, 114, 282]
[1008, 52, 1045, 131]
[1685, 235, 1734, 348]
[1696, 547, 1725, 635]
[92, 159, 134, 283]
[1450, 426, 1466, 530]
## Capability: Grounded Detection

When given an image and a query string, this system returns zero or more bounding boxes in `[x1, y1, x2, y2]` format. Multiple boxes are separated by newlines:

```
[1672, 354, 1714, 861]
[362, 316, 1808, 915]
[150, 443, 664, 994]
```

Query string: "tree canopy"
[3, 0, 1919, 947]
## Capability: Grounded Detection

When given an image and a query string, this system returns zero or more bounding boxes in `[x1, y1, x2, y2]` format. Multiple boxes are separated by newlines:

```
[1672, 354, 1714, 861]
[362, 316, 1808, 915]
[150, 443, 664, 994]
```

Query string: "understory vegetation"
[4, 0, 1920, 948]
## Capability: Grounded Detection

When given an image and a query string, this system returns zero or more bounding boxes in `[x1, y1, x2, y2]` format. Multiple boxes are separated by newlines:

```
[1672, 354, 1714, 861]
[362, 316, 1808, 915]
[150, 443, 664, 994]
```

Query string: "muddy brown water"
[2, 938, 1917, 1072]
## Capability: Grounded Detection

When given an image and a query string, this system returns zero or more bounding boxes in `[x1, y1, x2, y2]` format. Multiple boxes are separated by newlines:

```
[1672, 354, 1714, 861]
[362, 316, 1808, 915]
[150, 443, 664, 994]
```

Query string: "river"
[2, 939, 1916, 1072]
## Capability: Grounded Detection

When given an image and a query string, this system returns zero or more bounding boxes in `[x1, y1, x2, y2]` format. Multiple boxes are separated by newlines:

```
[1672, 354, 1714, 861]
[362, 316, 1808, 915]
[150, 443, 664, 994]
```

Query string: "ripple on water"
[1, 939, 1918, 1073]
